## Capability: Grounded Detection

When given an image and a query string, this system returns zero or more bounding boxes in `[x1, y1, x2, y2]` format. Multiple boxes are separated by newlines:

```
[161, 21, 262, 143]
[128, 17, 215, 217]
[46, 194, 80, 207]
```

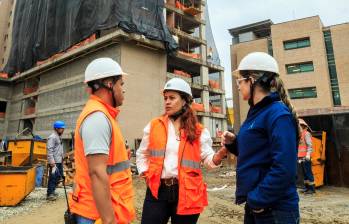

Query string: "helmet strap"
[248, 80, 255, 106]
[170, 105, 187, 121]
[95, 78, 118, 107]
[248, 72, 277, 106]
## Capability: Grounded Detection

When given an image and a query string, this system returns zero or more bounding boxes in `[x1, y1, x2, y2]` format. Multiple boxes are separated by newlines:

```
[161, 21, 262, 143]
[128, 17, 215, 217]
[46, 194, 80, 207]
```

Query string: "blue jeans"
[47, 163, 63, 196]
[76, 215, 95, 224]
[244, 204, 300, 224]
[301, 160, 314, 183]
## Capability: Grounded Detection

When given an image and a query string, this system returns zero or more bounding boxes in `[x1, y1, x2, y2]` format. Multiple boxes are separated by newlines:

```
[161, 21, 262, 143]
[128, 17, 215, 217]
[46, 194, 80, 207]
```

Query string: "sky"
[207, 0, 349, 104]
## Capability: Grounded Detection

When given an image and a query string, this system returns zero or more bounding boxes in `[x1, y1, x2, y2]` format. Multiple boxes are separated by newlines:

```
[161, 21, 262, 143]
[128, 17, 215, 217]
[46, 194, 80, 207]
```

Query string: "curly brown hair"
[179, 93, 200, 144]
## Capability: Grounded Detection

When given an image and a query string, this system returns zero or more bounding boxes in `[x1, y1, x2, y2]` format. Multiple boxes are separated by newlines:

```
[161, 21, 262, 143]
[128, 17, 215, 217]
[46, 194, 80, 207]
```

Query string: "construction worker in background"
[69, 58, 135, 224]
[136, 78, 228, 224]
[298, 118, 316, 194]
[222, 52, 300, 224]
[46, 120, 65, 201]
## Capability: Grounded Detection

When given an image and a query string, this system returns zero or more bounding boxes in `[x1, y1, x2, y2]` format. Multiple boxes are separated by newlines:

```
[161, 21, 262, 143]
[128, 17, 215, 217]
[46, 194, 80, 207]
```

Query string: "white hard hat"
[163, 78, 192, 97]
[299, 118, 309, 127]
[237, 52, 279, 74]
[84, 58, 127, 83]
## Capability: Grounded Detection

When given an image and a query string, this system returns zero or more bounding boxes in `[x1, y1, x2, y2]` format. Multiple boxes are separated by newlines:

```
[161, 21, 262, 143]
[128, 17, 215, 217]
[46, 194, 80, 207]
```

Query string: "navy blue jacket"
[227, 92, 299, 211]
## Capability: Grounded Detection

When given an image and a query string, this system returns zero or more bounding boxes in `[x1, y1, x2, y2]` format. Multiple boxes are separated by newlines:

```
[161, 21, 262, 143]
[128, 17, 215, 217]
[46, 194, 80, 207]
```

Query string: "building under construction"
[0, 0, 226, 150]
[229, 16, 349, 187]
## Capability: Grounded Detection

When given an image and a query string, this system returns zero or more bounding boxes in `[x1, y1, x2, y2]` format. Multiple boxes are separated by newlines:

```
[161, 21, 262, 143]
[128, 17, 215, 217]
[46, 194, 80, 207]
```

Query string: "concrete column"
[219, 71, 225, 91]
[200, 66, 208, 86]
[201, 115, 210, 129]
[199, 19, 205, 40]
[221, 94, 226, 115]
[202, 89, 210, 113]
[2, 95, 12, 137]
[222, 116, 228, 132]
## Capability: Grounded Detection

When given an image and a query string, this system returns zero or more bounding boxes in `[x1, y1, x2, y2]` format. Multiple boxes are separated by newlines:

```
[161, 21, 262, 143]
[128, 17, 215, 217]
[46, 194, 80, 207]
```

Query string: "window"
[0, 101, 6, 113]
[286, 62, 314, 74]
[0, 101, 6, 118]
[267, 37, 273, 56]
[288, 87, 317, 99]
[284, 38, 310, 50]
[324, 30, 341, 106]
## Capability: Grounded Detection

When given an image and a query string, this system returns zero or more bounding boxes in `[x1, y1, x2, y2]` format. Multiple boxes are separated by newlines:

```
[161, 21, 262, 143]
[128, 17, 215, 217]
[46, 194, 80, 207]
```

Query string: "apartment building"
[229, 16, 349, 187]
[0, 0, 226, 151]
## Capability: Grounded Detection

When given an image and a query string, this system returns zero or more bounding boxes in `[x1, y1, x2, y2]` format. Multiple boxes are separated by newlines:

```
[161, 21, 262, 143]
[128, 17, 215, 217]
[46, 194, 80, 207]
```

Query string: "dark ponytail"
[273, 76, 301, 141]
[241, 71, 301, 141]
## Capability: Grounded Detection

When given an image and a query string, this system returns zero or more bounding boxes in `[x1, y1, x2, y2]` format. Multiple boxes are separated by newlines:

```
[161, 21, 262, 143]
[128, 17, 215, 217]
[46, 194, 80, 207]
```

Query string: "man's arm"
[87, 154, 116, 224]
[305, 132, 313, 160]
[46, 136, 56, 166]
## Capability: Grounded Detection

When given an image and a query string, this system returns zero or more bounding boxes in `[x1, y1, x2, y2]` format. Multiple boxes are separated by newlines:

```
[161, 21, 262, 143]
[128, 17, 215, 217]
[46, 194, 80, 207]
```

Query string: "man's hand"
[140, 171, 149, 185]
[305, 155, 311, 161]
[127, 148, 131, 160]
[221, 131, 236, 146]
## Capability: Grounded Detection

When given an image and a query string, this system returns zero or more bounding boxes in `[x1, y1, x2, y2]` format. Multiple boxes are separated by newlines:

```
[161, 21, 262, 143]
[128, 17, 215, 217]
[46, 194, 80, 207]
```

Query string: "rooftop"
[228, 19, 273, 38]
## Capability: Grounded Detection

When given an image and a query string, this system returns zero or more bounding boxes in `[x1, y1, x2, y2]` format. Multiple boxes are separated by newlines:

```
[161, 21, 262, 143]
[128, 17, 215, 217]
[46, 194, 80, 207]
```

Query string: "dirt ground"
[1, 165, 349, 224]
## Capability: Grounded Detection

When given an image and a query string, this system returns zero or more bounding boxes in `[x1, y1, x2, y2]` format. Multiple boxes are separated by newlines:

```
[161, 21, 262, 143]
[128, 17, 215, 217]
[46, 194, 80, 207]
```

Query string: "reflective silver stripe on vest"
[149, 149, 165, 157]
[106, 160, 130, 175]
[181, 159, 200, 169]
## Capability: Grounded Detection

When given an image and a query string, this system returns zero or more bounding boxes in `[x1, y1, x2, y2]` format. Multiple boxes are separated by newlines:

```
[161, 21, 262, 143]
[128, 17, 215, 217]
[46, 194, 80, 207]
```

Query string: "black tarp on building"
[4, 0, 177, 76]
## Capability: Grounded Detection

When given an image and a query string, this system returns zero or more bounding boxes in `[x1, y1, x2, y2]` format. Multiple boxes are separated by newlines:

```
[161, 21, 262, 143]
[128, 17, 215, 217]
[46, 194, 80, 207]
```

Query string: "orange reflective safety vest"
[145, 116, 208, 215]
[69, 95, 135, 223]
[298, 130, 309, 158]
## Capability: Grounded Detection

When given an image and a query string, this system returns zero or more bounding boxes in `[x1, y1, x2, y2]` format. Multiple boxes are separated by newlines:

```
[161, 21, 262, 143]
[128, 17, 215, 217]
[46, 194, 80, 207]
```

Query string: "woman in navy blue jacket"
[223, 52, 300, 224]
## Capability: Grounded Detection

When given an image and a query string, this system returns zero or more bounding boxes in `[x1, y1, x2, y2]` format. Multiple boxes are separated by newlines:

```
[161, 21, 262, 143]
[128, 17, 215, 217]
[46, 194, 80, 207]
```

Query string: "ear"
[107, 81, 113, 89]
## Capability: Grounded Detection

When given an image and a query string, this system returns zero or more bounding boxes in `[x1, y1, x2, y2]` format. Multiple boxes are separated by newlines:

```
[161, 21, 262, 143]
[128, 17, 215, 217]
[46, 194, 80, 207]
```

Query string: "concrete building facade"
[0, 0, 15, 70]
[230, 16, 349, 127]
[0, 0, 226, 150]
[229, 16, 349, 187]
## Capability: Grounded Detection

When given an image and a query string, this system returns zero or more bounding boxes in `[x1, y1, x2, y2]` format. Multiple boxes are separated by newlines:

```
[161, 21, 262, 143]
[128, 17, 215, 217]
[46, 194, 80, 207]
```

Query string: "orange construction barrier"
[184, 7, 201, 16]
[175, 1, 187, 10]
[209, 80, 220, 89]
[178, 51, 201, 59]
[211, 106, 221, 113]
[0, 73, 8, 79]
[174, 69, 191, 78]
[191, 103, 205, 112]
[24, 107, 35, 115]
[23, 86, 38, 95]
[36, 34, 96, 66]
[175, 1, 201, 16]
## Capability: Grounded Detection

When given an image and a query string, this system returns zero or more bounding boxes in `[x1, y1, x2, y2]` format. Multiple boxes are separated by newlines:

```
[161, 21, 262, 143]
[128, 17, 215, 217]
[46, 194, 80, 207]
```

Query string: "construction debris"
[2, 167, 349, 224]
[207, 184, 228, 192]
[63, 151, 75, 186]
